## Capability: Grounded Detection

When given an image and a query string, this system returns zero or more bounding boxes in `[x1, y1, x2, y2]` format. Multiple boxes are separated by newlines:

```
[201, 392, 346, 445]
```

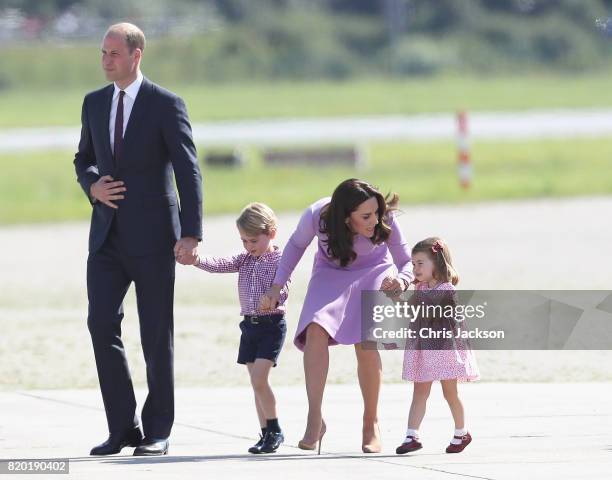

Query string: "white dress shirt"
[109, 71, 144, 154]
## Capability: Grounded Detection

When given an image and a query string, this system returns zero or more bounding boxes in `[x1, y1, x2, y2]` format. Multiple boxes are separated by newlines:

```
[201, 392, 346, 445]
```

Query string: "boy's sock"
[266, 418, 281, 433]
[451, 427, 468, 445]
[405, 428, 419, 441]
[260, 427, 267, 438]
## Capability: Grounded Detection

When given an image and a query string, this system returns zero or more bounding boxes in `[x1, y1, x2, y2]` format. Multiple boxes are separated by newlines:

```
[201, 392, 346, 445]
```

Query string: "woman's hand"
[259, 284, 282, 311]
[380, 276, 405, 295]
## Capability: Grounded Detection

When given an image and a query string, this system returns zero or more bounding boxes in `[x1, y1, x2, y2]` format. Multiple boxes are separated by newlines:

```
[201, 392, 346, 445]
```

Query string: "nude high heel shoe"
[298, 419, 326, 454]
[362, 422, 381, 453]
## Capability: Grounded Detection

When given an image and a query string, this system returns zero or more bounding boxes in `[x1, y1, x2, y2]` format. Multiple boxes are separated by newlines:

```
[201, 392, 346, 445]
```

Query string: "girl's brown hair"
[412, 237, 459, 286]
[319, 178, 399, 267]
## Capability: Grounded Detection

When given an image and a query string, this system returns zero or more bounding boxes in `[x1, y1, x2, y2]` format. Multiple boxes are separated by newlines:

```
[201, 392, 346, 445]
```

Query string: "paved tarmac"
[1, 383, 610, 479]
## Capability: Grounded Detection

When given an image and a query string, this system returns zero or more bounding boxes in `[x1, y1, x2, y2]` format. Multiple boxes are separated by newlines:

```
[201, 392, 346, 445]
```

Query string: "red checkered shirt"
[195, 246, 289, 316]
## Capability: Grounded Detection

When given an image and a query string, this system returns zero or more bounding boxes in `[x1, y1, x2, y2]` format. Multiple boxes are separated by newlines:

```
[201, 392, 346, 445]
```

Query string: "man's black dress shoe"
[133, 438, 169, 456]
[90, 427, 143, 456]
[248, 434, 266, 454]
[259, 430, 284, 454]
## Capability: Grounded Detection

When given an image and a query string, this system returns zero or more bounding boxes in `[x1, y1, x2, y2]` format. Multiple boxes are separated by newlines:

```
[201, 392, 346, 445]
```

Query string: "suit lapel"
[123, 77, 153, 149]
[101, 84, 114, 166]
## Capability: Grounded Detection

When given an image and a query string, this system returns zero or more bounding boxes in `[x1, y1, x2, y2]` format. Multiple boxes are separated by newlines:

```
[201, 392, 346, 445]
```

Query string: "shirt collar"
[251, 245, 280, 261]
[113, 71, 143, 101]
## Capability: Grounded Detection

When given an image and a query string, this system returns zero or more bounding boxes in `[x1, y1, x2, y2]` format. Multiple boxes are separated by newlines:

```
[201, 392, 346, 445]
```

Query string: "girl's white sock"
[405, 428, 419, 440]
[451, 427, 468, 445]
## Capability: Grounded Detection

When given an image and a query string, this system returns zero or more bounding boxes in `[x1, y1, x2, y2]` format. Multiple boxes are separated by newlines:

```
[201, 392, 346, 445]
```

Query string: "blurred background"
[1, 0, 612, 221]
[1, 0, 611, 390]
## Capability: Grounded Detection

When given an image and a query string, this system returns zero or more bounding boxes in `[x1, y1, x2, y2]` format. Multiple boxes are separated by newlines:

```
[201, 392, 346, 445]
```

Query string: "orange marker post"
[457, 111, 472, 189]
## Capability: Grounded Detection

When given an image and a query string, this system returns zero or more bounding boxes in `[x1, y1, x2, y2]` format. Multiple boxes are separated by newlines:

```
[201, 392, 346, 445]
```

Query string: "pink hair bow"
[431, 240, 444, 254]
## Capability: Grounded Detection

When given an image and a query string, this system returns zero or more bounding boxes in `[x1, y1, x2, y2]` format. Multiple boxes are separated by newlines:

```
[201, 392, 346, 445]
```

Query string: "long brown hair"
[319, 179, 399, 267]
[412, 237, 459, 286]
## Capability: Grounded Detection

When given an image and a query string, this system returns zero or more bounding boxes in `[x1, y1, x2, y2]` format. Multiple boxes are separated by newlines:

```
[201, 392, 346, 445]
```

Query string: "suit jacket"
[74, 77, 203, 256]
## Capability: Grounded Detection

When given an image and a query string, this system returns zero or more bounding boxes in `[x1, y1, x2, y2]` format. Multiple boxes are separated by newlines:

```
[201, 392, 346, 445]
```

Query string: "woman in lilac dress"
[261, 179, 413, 453]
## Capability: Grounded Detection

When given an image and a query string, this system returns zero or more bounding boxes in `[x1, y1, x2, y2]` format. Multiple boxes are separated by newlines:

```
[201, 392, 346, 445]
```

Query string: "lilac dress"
[402, 282, 480, 383]
[274, 197, 413, 351]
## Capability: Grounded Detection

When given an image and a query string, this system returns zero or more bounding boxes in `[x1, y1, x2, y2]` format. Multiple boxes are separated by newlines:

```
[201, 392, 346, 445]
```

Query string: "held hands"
[174, 237, 199, 265]
[90, 175, 126, 209]
[380, 276, 406, 295]
[259, 284, 282, 312]
[380, 276, 406, 349]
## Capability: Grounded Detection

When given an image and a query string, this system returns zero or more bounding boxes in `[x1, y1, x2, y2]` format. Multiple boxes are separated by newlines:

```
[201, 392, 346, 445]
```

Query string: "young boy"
[191, 203, 288, 454]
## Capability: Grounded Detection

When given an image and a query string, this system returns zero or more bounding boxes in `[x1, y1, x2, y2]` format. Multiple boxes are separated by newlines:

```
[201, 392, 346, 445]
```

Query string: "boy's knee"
[250, 376, 269, 392]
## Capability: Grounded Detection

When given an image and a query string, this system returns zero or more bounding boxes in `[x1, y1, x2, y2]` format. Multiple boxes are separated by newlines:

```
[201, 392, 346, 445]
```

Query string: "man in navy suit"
[74, 23, 202, 456]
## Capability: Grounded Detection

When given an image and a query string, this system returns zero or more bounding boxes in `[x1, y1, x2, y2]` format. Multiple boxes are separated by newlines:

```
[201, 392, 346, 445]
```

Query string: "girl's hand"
[260, 284, 282, 311]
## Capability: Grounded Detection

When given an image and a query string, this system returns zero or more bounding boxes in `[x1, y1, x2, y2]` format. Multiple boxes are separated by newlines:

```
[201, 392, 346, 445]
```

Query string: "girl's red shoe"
[395, 436, 422, 454]
[445, 432, 472, 453]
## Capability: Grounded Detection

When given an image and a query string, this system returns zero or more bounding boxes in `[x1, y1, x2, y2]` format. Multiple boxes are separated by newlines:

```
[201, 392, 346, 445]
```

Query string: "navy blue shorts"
[237, 314, 287, 367]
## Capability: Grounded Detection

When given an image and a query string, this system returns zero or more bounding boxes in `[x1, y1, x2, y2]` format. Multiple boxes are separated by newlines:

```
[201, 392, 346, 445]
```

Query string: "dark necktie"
[114, 90, 125, 164]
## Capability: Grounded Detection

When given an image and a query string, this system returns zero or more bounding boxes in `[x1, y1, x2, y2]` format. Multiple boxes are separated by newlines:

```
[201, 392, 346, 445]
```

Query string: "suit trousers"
[87, 219, 176, 439]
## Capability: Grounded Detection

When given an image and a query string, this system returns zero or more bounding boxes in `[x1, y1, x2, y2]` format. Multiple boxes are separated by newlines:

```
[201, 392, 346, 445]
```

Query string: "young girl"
[396, 237, 479, 455]
[191, 202, 289, 454]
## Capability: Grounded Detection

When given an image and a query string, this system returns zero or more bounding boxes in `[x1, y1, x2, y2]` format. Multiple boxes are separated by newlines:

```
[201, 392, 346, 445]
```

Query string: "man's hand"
[259, 284, 282, 312]
[175, 237, 199, 265]
[90, 175, 126, 209]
